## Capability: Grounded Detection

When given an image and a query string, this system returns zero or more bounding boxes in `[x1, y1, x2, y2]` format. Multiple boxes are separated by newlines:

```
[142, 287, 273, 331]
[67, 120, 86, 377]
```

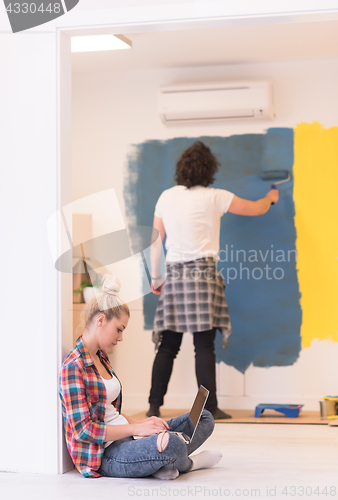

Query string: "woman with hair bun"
[59, 274, 220, 479]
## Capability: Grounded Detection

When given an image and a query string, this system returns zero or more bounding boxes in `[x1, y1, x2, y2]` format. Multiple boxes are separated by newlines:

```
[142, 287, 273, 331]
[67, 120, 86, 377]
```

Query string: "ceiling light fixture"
[71, 34, 132, 53]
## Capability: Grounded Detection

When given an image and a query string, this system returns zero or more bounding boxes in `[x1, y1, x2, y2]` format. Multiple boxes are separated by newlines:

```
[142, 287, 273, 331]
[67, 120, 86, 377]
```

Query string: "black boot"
[212, 408, 232, 420]
[146, 405, 161, 417]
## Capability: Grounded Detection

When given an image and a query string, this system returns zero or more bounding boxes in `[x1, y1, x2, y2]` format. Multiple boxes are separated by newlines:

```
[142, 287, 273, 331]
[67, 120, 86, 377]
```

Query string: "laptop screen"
[182, 385, 209, 441]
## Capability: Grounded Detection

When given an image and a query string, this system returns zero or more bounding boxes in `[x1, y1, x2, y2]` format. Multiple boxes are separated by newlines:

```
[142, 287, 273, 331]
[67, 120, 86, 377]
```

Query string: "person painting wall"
[146, 141, 279, 419]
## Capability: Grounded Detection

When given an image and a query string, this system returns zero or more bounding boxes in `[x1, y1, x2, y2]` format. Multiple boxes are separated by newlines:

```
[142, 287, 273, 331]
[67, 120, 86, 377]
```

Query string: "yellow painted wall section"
[294, 122, 338, 348]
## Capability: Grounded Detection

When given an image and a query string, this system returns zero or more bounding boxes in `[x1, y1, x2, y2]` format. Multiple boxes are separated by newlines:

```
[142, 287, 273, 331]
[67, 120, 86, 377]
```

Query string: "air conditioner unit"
[158, 80, 275, 124]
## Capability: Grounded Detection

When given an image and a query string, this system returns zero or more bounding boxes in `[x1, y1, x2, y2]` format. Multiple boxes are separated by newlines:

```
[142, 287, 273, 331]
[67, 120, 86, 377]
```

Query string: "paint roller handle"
[270, 184, 277, 204]
[267, 187, 279, 206]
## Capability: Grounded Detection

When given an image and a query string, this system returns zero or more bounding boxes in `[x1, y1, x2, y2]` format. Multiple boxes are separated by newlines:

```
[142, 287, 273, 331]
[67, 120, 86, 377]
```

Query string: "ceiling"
[72, 20, 338, 73]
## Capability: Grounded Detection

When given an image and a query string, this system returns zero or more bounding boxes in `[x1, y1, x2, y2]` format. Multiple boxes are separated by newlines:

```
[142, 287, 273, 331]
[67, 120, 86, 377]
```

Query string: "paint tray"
[255, 404, 304, 418]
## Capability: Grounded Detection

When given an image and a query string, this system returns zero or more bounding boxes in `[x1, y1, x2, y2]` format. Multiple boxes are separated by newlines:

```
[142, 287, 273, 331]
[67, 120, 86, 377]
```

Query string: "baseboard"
[121, 393, 322, 412]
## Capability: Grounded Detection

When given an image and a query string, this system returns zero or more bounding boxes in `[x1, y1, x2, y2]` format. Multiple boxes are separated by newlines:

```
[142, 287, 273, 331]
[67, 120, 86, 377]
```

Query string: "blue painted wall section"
[124, 130, 302, 373]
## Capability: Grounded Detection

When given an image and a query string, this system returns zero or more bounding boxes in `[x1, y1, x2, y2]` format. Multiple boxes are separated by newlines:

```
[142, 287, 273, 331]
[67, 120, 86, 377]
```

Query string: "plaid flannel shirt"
[59, 336, 122, 478]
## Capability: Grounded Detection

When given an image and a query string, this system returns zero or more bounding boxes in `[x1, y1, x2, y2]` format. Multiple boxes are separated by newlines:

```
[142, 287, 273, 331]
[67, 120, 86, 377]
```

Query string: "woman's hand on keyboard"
[133, 416, 169, 437]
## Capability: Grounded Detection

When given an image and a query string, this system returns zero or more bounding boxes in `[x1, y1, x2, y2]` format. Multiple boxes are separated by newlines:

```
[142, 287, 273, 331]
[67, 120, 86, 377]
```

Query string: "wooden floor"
[132, 408, 332, 424]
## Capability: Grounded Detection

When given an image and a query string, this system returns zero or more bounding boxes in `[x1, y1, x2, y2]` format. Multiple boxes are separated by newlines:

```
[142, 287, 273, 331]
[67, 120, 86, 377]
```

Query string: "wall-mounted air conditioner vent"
[158, 80, 275, 125]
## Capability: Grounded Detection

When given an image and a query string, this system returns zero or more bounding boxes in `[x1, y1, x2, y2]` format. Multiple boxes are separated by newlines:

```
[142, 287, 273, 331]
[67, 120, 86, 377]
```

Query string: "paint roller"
[259, 170, 291, 204]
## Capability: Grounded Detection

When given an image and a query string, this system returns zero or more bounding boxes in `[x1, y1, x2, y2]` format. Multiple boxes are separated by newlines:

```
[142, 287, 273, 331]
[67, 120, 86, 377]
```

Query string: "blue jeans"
[98, 409, 215, 478]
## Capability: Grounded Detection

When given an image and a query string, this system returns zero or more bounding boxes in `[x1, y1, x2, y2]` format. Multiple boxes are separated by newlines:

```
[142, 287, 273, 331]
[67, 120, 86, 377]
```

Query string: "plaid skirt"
[152, 257, 232, 351]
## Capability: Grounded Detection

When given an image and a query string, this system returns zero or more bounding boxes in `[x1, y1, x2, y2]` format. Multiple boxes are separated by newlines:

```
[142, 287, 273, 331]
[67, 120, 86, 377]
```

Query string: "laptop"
[172, 385, 209, 444]
[134, 385, 209, 444]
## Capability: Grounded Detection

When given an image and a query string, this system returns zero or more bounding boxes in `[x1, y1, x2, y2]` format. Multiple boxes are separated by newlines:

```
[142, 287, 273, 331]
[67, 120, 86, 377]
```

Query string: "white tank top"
[101, 375, 129, 447]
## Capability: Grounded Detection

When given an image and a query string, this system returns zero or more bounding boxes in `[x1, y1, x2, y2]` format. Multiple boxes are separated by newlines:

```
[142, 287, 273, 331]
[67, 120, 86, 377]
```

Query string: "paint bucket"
[319, 398, 338, 419]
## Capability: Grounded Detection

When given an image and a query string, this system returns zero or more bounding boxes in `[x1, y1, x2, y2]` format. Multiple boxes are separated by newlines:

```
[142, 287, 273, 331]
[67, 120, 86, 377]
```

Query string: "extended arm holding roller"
[228, 189, 279, 216]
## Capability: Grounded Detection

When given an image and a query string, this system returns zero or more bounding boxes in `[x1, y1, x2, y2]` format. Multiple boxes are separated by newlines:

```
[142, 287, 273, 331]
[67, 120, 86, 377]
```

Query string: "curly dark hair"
[175, 141, 219, 188]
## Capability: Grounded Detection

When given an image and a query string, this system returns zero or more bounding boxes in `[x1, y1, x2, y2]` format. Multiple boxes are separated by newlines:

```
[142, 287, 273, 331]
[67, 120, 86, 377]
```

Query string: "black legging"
[148, 328, 217, 413]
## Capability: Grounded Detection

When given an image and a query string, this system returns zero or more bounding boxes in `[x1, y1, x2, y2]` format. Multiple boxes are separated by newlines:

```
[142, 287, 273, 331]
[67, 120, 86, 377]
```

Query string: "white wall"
[0, 32, 60, 474]
[72, 58, 338, 411]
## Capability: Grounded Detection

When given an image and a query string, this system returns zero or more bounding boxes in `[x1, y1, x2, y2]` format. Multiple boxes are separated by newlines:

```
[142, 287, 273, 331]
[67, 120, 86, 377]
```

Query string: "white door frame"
[56, 27, 75, 474]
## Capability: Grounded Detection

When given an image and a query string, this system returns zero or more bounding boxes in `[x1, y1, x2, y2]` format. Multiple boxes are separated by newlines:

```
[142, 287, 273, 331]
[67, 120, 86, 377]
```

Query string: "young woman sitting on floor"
[59, 275, 222, 479]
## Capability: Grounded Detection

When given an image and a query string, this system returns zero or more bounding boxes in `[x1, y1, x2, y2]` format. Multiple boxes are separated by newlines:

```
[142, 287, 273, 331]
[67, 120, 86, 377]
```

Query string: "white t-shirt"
[101, 375, 129, 447]
[154, 185, 234, 263]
